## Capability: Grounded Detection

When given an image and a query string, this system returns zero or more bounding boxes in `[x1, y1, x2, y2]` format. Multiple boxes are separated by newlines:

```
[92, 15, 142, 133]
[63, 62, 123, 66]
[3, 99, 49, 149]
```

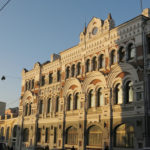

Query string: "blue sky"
[0, 0, 149, 109]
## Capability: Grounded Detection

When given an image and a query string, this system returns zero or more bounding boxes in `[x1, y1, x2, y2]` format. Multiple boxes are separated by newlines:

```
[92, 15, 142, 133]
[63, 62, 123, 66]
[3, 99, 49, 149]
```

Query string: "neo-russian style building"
[1, 8, 150, 150]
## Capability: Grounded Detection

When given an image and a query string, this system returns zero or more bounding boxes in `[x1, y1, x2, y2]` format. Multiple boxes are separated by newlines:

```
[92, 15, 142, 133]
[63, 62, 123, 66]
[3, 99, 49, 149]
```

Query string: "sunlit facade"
[1, 8, 150, 150]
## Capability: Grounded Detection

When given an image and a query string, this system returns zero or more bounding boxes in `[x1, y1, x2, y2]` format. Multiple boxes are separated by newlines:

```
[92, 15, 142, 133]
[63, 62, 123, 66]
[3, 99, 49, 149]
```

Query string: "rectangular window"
[45, 128, 49, 143]
[57, 70, 61, 82]
[32, 79, 34, 89]
[39, 100, 43, 114]
[37, 128, 41, 142]
[54, 127, 57, 144]
[49, 73, 53, 84]
[146, 35, 150, 54]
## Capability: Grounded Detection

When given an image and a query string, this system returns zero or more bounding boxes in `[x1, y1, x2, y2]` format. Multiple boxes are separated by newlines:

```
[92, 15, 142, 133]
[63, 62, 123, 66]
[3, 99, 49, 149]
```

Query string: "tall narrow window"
[47, 98, 51, 113]
[32, 79, 34, 89]
[23, 128, 29, 142]
[25, 104, 28, 116]
[128, 44, 135, 60]
[66, 66, 70, 79]
[92, 56, 97, 71]
[125, 81, 133, 103]
[41, 75, 45, 86]
[29, 103, 32, 115]
[57, 70, 61, 82]
[71, 64, 75, 77]
[25, 82, 28, 91]
[6, 127, 10, 141]
[74, 93, 79, 110]
[111, 50, 116, 65]
[39, 100, 43, 114]
[54, 127, 57, 144]
[118, 47, 125, 62]
[45, 128, 49, 143]
[37, 128, 41, 142]
[1, 127, 4, 137]
[86, 59, 90, 73]
[77, 62, 81, 76]
[56, 96, 59, 112]
[99, 54, 105, 69]
[67, 94, 72, 111]
[49, 73, 53, 84]
[88, 90, 95, 108]
[115, 84, 122, 104]
[97, 88, 104, 106]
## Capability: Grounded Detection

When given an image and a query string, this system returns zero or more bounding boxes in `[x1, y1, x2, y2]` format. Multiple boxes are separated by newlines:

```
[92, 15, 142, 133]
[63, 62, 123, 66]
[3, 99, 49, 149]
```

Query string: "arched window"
[13, 125, 18, 137]
[23, 128, 29, 142]
[111, 50, 116, 65]
[47, 98, 51, 113]
[118, 47, 125, 62]
[125, 81, 133, 103]
[28, 103, 32, 115]
[128, 43, 135, 60]
[66, 126, 78, 145]
[88, 90, 95, 108]
[87, 126, 102, 147]
[6, 127, 10, 141]
[99, 54, 105, 69]
[56, 96, 59, 112]
[66, 66, 70, 79]
[77, 62, 81, 76]
[115, 84, 123, 104]
[86, 59, 90, 73]
[92, 56, 97, 71]
[67, 94, 72, 111]
[71, 64, 75, 77]
[39, 100, 43, 114]
[31, 79, 34, 89]
[97, 88, 104, 106]
[74, 93, 79, 110]
[25, 104, 28, 116]
[115, 124, 134, 148]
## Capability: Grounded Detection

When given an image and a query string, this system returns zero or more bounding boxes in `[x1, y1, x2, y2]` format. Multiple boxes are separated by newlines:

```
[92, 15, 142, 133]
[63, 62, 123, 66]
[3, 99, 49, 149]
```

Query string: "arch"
[66, 126, 78, 145]
[114, 124, 134, 148]
[87, 125, 103, 147]
[107, 63, 139, 88]
[63, 78, 82, 97]
[82, 71, 106, 93]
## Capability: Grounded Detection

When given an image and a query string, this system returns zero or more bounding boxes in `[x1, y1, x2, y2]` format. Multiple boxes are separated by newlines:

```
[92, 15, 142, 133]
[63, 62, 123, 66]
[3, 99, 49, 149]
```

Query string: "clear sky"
[0, 0, 150, 109]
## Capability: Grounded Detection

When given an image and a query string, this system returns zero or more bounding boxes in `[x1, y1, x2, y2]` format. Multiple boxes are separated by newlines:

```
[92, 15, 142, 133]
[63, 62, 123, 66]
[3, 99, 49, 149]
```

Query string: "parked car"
[0, 142, 8, 150]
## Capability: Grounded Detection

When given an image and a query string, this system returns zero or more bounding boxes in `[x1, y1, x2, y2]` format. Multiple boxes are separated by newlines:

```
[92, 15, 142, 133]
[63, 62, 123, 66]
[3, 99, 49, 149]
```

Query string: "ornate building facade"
[1, 8, 150, 150]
